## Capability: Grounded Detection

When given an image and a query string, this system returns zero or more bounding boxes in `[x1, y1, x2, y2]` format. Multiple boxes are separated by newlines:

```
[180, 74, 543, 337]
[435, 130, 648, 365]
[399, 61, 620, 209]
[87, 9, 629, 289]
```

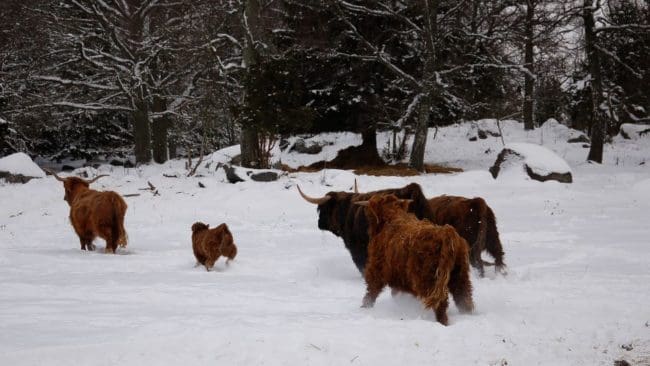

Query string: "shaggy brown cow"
[357, 194, 474, 325]
[46, 169, 127, 253]
[191, 222, 237, 271]
[298, 182, 506, 276]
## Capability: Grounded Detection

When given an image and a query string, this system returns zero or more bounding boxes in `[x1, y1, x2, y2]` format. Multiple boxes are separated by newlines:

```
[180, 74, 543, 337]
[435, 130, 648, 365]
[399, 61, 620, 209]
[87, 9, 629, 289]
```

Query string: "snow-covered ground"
[1, 121, 649, 365]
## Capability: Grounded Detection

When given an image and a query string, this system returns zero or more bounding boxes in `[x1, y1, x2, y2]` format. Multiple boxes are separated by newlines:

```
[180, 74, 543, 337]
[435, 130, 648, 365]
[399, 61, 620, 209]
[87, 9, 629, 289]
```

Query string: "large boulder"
[619, 123, 650, 140]
[490, 143, 572, 183]
[0, 152, 45, 184]
[290, 138, 323, 154]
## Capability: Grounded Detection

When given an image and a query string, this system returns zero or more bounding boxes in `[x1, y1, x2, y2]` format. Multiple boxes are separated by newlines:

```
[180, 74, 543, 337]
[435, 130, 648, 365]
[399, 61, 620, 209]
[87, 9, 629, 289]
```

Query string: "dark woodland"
[1, 0, 649, 166]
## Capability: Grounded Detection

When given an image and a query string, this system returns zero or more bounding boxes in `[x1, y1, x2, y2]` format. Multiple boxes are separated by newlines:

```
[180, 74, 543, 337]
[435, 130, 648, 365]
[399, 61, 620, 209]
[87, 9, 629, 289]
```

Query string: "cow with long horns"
[298, 181, 505, 276]
[46, 169, 128, 253]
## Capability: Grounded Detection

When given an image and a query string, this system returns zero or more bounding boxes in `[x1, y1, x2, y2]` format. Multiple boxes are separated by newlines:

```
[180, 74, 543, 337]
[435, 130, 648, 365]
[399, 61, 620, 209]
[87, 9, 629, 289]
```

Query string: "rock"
[0, 171, 37, 184]
[279, 139, 290, 151]
[250, 171, 279, 182]
[0, 152, 45, 184]
[220, 164, 245, 184]
[567, 135, 589, 143]
[620, 123, 650, 139]
[469, 136, 478, 142]
[290, 139, 323, 154]
[490, 143, 572, 183]
[230, 154, 242, 166]
[478, 129, 488, 139]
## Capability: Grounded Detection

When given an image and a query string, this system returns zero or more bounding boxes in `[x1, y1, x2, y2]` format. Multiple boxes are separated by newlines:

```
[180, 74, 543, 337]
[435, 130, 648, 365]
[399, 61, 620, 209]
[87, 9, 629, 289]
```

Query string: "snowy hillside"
[1, 121, 649, 365]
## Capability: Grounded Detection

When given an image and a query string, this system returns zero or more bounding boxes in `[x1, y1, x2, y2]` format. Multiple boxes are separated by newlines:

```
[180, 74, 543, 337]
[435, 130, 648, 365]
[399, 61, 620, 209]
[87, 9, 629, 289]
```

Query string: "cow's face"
[62, 177, 89, 204]
[317, 196, 338, 234]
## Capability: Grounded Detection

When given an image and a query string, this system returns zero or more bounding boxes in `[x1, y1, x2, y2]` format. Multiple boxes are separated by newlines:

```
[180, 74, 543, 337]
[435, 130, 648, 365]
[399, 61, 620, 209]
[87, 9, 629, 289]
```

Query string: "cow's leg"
[448, 259, 475, 314]
[471, 244, 485, 277]
[79, 235, 93, 251]
[361, 262, 384, 308]
[204, 257, 216, 272]
[104, 239, 117, 254]
[432, 297, 449, 326]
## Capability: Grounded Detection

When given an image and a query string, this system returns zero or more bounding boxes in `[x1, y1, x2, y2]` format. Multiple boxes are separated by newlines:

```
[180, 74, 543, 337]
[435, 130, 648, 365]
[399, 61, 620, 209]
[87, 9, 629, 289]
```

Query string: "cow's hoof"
[497, 266, 508, 276]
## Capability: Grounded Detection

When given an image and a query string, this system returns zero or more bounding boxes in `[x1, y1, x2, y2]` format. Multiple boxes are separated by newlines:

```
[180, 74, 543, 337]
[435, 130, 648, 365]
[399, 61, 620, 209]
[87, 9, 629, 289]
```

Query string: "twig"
[187, 132, 207, 177]
[138, 181, 160, 196]
[123, 193, 141, 197]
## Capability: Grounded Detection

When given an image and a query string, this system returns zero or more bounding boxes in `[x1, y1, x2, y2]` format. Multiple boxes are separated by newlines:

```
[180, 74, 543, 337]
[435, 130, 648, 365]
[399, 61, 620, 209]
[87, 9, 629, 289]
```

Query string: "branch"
[33, 75, 120, 91]
[31, 101, 134, 112]
[594, 44, 643, 80]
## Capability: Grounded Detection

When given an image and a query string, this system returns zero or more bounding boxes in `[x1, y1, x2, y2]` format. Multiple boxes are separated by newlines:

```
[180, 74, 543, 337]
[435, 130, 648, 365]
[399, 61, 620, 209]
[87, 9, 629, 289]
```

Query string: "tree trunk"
[409, 0, 437, 171]
[239, 0, 262, 168]
[584, 0, 605, 163]
[240, 126, 261, 168]
[132, 99, 152, 164]
[151, 97, 171, 164]
[523, 0, 535, 131]
[409, 94, 431, 171]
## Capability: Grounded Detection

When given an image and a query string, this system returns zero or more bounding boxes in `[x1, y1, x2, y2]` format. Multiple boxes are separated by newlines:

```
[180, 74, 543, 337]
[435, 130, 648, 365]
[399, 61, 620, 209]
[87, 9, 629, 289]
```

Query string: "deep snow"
[1, 121, 649, 366]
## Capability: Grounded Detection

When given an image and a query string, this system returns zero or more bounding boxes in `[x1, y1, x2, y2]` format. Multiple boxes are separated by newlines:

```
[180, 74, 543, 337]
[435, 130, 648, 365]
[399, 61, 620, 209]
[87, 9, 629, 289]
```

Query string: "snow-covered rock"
[0, 152, 45, 183]
[619, 123, 650, 140]
[489, 142, 573, 183]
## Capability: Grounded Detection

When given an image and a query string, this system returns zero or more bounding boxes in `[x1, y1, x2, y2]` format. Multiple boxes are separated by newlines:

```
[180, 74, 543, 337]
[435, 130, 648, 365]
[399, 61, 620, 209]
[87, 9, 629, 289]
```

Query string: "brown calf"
[191, 222, 237, 271]
[46, 169, 127, 253]
[357, 194, 474, 325]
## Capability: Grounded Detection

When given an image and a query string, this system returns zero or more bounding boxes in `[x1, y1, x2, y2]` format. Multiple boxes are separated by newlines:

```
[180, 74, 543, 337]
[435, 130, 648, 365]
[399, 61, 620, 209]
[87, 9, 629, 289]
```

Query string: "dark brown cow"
[46, 169, 127, 253]
[428, 195, 506, 276]
[298, 182, 506, 276]
[191, 222, 237, 271]
[357, 194, 474, 325]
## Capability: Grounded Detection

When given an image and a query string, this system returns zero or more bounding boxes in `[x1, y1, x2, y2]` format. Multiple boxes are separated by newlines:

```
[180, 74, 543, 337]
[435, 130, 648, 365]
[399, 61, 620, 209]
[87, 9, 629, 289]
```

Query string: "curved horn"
[297, 185, 331, 205]
[85, 174, 109, 184]
[43, 168, 66, 182]
[353, 179, 359, 194]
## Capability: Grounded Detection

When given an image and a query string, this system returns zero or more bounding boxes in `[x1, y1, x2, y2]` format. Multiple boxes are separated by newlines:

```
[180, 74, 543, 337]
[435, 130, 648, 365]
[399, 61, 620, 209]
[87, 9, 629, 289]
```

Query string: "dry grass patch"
[282, 163, 462, 176]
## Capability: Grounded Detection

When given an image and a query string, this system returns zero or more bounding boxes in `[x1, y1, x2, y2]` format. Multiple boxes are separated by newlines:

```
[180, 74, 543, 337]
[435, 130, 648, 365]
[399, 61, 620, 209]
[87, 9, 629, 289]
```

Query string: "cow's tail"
[112, 194, 128, 248]
[425, 226, 455, 310]
[484, 204, 506, 274]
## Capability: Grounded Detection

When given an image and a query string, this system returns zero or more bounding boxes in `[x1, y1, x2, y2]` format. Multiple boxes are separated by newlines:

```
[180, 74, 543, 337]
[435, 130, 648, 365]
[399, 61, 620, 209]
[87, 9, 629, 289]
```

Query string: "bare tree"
[33, 1, 204, 163]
